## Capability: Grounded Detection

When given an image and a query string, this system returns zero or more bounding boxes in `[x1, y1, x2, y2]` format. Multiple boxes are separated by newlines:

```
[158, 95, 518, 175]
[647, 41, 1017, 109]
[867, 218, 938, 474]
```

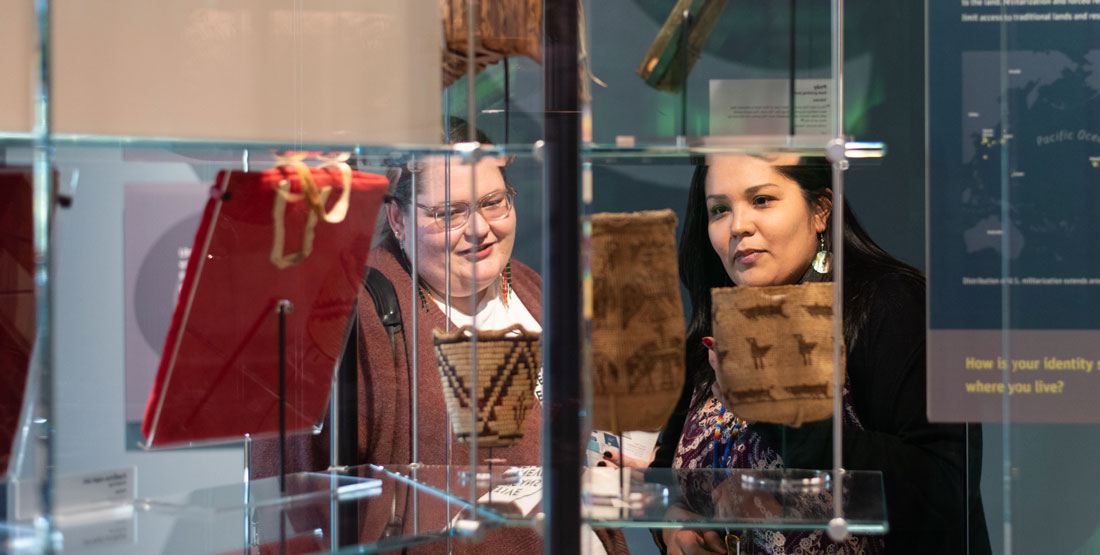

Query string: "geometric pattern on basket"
[433, 324, 540, 448]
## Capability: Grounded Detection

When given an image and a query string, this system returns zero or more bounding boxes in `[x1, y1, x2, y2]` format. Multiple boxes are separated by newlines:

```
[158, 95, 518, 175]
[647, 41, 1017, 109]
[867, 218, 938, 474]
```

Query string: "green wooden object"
[636, 0, 730, 93]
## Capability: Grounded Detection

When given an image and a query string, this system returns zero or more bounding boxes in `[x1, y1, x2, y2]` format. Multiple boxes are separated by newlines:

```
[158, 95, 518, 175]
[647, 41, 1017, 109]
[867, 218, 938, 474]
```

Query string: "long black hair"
[678, 156, 924, 386]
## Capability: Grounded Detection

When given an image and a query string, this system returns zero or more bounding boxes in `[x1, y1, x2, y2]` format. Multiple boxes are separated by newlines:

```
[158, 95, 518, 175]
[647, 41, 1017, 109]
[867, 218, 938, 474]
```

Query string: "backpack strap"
[333, 267, 404, 470]
[359, 267, 412, 546]
[363, 268, 404, 351]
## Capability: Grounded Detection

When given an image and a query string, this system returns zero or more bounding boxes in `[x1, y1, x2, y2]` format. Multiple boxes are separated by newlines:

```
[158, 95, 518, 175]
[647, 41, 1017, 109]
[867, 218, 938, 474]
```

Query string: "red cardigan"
[256, 236, 627, 555]
[357, 235, 543, 468]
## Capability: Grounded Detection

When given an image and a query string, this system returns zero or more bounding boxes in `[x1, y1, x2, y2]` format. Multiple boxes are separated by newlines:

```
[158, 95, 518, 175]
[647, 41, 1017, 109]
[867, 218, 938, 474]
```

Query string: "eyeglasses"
[416, 190, 515, 230]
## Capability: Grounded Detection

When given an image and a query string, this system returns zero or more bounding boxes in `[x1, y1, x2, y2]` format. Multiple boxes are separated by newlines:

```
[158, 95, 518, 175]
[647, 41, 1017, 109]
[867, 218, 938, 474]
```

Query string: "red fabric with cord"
[141, 166, 387, 447]
[0, 168, 35, 474]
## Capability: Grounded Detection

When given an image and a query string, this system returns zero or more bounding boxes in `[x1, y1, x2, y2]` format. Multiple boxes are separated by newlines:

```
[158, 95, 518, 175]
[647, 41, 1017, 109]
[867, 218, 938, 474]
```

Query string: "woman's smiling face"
[388, 155, 516, 304]
[704, 155, 829, 287]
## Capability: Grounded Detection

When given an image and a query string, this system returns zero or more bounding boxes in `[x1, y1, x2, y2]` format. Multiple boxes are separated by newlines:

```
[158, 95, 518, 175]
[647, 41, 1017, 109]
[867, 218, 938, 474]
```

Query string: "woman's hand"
[711, 475, 784, 521]
[703, 336, 724, 402]
[599, 447, 656, 469]
[662, 528, 728, 555]
[661, 506, 728, 554]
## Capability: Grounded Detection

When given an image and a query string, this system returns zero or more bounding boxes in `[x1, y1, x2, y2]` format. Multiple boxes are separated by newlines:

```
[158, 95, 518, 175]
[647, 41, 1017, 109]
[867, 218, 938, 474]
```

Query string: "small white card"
[55, 506, 136, 547]
[16, 467, 136, 520]
[478, 466, 542, 517]
[586, 430, 659, 467]
[582, 467, 631, 520]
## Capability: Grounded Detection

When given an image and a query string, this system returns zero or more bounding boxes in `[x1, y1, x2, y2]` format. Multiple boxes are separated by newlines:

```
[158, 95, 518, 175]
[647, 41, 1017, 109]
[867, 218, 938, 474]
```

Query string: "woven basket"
[590, 210, 686, 434]
[441, 0, 542, 87]
[433, 324, 540, 448]
[711, 283, 841, 427]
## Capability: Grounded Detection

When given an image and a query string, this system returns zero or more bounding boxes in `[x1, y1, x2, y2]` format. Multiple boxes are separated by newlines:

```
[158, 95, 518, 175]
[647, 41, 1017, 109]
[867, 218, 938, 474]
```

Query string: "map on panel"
[927, 2, 1100, 422]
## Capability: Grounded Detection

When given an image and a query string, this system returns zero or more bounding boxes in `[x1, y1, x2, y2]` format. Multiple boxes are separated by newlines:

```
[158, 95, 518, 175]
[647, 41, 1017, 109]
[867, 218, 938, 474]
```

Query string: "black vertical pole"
[543, 0, 581, 554]
[277, 300, 291, 495]
[276, 300, 291, 555]
[335, 311, 360, 547]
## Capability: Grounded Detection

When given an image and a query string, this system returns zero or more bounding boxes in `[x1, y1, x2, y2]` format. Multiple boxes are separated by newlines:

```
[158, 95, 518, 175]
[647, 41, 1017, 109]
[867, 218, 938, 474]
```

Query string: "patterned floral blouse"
[671, 380, 885, 555]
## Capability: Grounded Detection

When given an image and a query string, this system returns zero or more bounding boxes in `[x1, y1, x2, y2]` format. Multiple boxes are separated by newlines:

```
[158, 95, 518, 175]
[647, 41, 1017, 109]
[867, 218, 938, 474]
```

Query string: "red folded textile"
[0, 167, 35, 474]
[216, 532, 325, 555]
[142, 165, 387, 447]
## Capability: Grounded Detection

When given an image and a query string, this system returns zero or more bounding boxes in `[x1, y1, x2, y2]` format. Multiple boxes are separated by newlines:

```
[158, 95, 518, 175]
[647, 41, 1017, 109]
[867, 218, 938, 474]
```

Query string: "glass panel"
[584, 0, 835, 147]
[0, 0, 35, 134]
[7, 143, 537, 552]
[1, 519, 38, 555]
[51, 1, 442, 144]
[579, 146, 914, 553]
[47, 468, 463, 555]
[927, 1, 1100, 554]
[400, 146, 544, 511]
[2, 0, 969, 552]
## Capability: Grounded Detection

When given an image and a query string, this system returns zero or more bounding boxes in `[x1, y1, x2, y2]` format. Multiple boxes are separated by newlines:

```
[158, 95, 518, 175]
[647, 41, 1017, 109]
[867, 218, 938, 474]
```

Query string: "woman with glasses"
[357, 120, 625, 555]
[257, 120, 625, 554]
[380, 155, 526, 332]
[365, 136, 540, 471]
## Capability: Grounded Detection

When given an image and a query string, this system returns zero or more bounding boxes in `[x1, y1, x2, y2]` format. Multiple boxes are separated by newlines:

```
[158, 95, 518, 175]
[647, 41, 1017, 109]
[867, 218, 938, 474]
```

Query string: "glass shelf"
[582, 468, 887, 534]
[583, 139, 885, 162]
[376, 465, 887, 534]
[0, 132, 36, 147]
[2, 521, 39, 555]
[45, 134, 508, 158]
[5, 467, 493, 555]
[1, 133, 885, 170]
[0, 133, 886, 161]
[1, 133, 528, 166]
[137, 471, 385, 515]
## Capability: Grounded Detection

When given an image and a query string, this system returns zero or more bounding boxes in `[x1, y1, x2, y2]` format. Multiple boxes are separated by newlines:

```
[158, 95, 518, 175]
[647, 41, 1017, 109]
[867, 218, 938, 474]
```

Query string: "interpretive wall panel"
[927, 0, 1100, 423]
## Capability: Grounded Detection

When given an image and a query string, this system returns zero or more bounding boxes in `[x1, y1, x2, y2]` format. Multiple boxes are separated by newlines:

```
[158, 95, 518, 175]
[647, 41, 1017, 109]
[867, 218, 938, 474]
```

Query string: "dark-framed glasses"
[416, 190, 515, 230]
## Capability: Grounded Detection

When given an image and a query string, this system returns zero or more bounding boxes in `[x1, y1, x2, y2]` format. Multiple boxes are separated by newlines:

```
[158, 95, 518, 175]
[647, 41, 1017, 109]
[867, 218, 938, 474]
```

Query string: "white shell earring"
[812, 233, 832, 274]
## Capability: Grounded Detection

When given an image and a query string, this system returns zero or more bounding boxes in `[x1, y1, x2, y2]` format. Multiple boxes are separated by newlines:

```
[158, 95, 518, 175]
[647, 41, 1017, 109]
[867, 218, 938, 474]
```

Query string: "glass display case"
[10, 0, 1090, 554]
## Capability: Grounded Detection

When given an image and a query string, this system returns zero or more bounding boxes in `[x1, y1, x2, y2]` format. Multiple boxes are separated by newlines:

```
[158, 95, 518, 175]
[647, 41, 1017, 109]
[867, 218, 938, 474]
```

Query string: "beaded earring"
[398, 242, 433, 311]
[812, 232, 832, 274]
[500, 262, 513, 309]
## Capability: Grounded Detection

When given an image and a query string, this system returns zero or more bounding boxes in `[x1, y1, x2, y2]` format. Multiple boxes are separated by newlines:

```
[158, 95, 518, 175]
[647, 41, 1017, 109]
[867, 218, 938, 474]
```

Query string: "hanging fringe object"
[441, 0, 542, 87]
[636, 0, 730, 93]
[710, 283, 840, 427]
[590, 210, 686, 434]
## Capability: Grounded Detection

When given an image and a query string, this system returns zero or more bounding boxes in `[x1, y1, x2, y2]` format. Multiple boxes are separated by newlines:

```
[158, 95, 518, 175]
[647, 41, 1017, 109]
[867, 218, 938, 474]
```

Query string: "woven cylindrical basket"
[590, 209, 686, 434]
[440, 0, 542, 87]
[433, 324, 540, 448]
[711, 283, 841, 427]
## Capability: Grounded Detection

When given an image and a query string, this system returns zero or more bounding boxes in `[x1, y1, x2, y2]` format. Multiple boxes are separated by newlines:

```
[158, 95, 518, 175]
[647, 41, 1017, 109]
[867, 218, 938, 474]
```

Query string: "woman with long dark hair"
[654, 155, 989, 555]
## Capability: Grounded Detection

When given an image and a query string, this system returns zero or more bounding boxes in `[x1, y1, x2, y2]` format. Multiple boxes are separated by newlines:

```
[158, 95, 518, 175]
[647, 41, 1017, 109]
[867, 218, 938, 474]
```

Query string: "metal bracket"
[825, 138, 850, 170]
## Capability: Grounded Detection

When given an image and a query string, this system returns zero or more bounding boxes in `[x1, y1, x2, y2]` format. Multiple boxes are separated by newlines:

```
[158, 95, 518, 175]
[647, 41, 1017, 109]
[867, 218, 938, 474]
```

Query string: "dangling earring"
[812, 233, 832, 274]
[399, 242, 433, 311]
[500, 262, 513, 309]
